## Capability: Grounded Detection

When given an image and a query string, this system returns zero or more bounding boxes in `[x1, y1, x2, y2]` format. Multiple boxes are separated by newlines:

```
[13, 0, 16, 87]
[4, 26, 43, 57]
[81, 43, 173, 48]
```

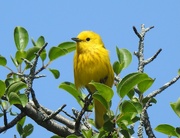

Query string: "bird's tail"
[94, 99, 106, 129]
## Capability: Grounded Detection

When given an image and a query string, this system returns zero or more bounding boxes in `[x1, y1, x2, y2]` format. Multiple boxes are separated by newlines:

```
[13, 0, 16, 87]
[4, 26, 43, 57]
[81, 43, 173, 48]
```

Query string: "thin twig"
[144, 48, 162, 65]
[43, 104, 67, 121]
[146, 74, 180, 99]
[75, 94, 93, 132]
[0, 112, 26, 133]
[133, 24, 157, 138]
[138, 98, 156, 138]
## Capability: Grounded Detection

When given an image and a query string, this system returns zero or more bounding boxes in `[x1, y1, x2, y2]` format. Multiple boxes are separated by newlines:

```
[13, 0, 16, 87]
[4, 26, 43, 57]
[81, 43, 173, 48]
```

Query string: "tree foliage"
[0, 25, 180, 138]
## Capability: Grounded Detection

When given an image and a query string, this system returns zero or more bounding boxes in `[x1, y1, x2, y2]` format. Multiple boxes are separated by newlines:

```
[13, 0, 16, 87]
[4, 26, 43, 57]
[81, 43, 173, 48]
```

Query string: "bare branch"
[15, 103, 76, 137]
[0, 112, 26, 133]
[43, 104, 67, 121]
[40, 105, 75, 130]
[75, 94, 93, 132]
[133, 25, 157, 138]
[146, 74, 180, 98]
[144, 48, 162, 65]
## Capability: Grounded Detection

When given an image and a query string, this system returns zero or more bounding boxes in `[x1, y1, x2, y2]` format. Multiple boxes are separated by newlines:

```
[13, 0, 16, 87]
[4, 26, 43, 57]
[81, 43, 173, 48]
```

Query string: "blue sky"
[0, 1, 180, 137]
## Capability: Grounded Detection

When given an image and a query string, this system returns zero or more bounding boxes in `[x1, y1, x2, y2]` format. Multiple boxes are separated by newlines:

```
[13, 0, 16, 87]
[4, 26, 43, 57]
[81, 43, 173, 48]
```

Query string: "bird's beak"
[71, 37, 82, 42]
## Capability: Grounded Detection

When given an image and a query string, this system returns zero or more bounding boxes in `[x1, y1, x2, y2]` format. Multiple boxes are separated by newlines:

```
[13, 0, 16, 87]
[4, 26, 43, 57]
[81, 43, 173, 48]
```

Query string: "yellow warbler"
[72, 31, 114, 129]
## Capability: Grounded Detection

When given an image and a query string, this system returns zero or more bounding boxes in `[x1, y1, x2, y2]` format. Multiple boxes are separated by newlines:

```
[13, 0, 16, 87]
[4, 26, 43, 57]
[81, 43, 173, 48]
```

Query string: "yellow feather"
[73, 31, 114, 128]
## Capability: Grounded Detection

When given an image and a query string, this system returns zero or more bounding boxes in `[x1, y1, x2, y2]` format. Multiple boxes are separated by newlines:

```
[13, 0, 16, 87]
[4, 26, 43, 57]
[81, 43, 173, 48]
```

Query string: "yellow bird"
[72, 31, 114, 129]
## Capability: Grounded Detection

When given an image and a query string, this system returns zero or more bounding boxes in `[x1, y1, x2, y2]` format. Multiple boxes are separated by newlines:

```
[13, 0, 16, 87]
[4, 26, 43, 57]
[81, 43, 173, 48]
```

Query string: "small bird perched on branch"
[72, 31, 114, 129]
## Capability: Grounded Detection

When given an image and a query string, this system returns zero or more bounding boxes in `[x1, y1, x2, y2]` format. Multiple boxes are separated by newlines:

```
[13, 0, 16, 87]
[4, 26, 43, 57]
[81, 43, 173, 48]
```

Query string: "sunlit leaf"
[36, 36, 45, 47]
[8, 92, 21, 105]
[49, 68, 60, 79]
[120, 100, 138, 114]
[117, 72, 150, 98]
[18, 116, 26, 127]
[1, 101, 10, 110]
[19, 94, 28, 107]
[155, 124, 178, 137]
[66, 134, 79, 138]
[138, 78, 155, 93]
[59, 82, 86, 108]
[116, 47, 132, 69]
[82, 129, 92, 138]
[0, 80, 6, 98]
[10, 56, 19, 67]
[6, 81, 27, 95]
[26, 47, 40, 61]
[40, 49, 47, 61]
[170, 98, 180, 118]
[58, 42, 76, 53]
[90, 82, 113, 102]
[14, 26, 29, 51]
[113, 61, 124, 75]
[49, 42, 76, 61]
[93, 93, 109, 110]
[50, 135, 62, 138]
[48, 47, 67, 61]
[23, 124, 34, 137]
[0, 55, 7, 66]
[15, 51, 27, 64]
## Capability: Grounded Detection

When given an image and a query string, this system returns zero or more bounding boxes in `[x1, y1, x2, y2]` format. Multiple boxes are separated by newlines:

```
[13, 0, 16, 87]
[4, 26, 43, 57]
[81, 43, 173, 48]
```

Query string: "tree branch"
[15, 103, 76, 137]
[0, 112, 26, 133]
[133, 24, 157, 138]
[146, 74, 180, 98]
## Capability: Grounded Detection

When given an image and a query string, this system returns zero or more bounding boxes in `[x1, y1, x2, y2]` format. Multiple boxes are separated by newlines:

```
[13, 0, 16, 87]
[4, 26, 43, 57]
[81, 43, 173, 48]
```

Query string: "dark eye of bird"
[86, 37, 90, 41]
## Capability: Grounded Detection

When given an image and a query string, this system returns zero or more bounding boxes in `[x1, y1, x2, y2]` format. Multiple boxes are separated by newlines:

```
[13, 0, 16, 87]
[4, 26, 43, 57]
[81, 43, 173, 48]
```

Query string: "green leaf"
[23, 124, 34, 137]
[117, 100, 139, 126]
[15, 51, 27, 64]
[82, 129, 92, 138]
[8, 92, 21, 105]
[49, 68, 60, 79]
[116, 47, 132, 69]
[178, 69, 180, 75]
[170, 98, 180, 118]
[113, 61, 124, 75]
[6, 81, 27, 95]
[16, 123, 23, 135]
[48, 47, 67, 61]
[127, 89, 135, 99]
[49, 42, 76, 61]
[117, 72, 150, 98]
[155, 124, 178, 137]
[10, 56, 19, 67]
[176, 127, 180, 135]
[90, 82, 113, 102]
[59, 82, 86, 108]
[36, 36, 45, 47]
[26, 47, 40, 61]
[120, 100, 138, 114]
[40, 49, 47, 61]
[14, 26, 29, 51]
[132, 101, 142, 114]
[51, 135, 62, 138]
[58, 42, 76, 53]
[66, 134, 79, 138]
[142, 97, 157, 104]
[19, 94, 28, 107]
[18, 116, 26, 127]
[93, 93, 109, 110]
[138, 78, 155, 93]
[0, 80, 6, 98]
[0, 55, 7, 66]
[1, 101, 10, 110]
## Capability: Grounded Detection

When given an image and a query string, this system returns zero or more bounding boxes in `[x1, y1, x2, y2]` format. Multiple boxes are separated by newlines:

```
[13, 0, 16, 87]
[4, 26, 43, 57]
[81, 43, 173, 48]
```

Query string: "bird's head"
[72, 31, 104, 52]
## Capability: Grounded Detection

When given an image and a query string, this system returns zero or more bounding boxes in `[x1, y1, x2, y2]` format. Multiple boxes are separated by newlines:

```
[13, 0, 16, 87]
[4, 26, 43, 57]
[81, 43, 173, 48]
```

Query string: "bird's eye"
[86, 37, 90, 41]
